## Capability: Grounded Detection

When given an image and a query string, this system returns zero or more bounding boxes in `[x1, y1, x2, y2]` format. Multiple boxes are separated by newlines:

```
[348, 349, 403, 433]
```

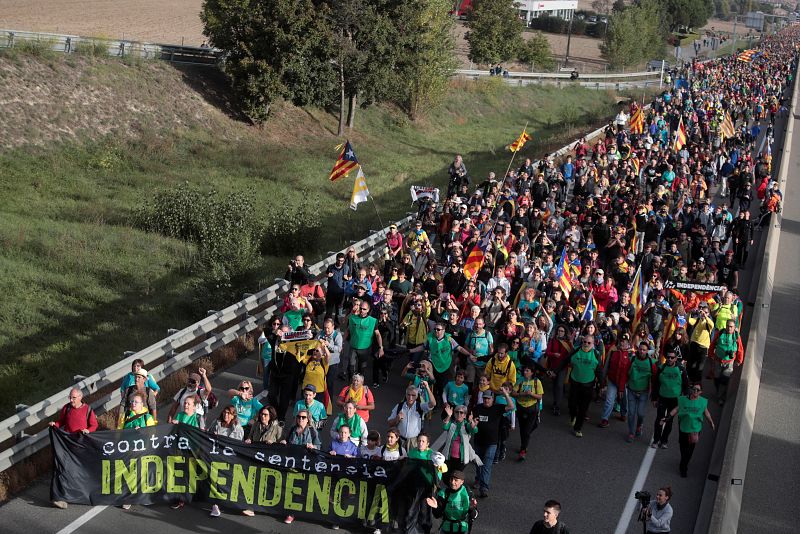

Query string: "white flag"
[410, 185, 440, 203]
[350, 167, 369, 210]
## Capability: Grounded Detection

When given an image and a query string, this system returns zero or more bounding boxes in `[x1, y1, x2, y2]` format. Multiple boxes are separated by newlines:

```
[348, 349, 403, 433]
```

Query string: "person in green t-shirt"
[551, 335, 602, 438]
[409, 322, 473, 403]
[345, 300, 383, 380]
[651, 348, 688, 449]
[666, 383, 715, 477]
[170, 396, 200, 428]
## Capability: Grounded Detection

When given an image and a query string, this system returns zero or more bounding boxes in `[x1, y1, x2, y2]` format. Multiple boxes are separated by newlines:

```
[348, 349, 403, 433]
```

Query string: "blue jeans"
[601, 381, 627, 421]
[472, 442, 497, 491]
[626, 388, 649, 435]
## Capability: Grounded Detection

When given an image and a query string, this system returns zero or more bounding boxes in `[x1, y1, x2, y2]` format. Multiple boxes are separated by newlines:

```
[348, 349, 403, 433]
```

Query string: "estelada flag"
[329, 140, 359, 182]
[463, 229, 494, 281]
[509, 129, 532, 152]
[555, 247, 573, 298]
[630, 265, 644, 332]
[737, 49, 758, 63]
[673, 117, 687, 152]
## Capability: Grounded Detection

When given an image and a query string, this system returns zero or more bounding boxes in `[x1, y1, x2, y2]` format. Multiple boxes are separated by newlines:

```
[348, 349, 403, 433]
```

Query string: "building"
[517, 1, 578, 23]
[451, 0, 578, 22]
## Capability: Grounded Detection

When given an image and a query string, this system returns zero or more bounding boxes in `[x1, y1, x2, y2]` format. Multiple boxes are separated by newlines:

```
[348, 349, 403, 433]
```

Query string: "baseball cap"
[450, 470, 465, 481]
[135, 368, 148, 378]
[482, 390, 494, 398]
[303, 384, 317, 393]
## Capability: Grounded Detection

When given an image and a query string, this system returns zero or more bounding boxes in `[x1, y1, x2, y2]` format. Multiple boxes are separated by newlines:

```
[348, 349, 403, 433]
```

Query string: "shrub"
[74, 39, 110, 58]
[15, 38, 57, 58]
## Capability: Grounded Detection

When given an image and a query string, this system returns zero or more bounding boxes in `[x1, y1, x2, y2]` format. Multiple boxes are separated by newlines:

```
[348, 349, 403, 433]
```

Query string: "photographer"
[638, 487, 673, 534]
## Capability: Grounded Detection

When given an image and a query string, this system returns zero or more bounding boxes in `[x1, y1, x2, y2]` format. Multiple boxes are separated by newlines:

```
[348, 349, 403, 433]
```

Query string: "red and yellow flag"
[673, 117, 687, 152]
[629, 107, 644, 134]
[509, 129, 532, 153]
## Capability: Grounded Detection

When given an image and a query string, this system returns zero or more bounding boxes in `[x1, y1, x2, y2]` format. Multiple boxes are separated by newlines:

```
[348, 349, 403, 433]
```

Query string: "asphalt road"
[736, 105, 800, 533]
[0, 113, 789, 534]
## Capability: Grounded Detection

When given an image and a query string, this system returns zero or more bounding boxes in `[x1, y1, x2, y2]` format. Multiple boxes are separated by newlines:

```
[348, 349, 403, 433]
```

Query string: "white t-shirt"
[174, 387, 205, 417]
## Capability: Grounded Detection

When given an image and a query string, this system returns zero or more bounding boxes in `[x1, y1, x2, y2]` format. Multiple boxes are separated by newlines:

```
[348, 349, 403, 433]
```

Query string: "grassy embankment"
[0, 51, 626, 417]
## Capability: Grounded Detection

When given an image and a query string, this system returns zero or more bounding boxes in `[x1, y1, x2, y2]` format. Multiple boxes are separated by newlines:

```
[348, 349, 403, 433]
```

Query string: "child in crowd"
[442, 370, 470, 409]
[360, 430, 382, 459]
[329, 425, 358, 458]
[381, 428, 407, 461]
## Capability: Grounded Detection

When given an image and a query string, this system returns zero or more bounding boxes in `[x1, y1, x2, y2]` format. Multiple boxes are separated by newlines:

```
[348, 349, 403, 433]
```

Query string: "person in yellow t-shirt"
[686, 302, 714, 383]
[513, 365, 543, 460]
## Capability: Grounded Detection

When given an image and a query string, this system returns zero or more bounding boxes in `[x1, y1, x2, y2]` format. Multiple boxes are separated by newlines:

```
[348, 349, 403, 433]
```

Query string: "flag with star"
[329, 140, 359, 182]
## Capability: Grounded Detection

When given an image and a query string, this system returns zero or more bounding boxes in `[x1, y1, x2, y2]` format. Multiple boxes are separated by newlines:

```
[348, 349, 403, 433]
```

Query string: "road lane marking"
[612, 447, 656, 534]
[55, 505, 107, 534]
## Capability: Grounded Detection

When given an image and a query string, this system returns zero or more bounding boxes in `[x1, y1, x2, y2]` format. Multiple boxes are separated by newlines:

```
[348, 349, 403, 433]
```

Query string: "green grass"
[0, 59, 624, 418]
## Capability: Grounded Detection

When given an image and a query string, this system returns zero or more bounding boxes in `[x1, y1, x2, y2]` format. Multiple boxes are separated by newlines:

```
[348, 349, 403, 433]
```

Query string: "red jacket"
[590, 281, 618, 312]
[605, 347, 633, 389]
[708, 330, 745, 365]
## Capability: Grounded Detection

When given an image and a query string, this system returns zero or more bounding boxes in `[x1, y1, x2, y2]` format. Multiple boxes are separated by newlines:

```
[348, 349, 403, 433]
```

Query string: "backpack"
[123, 385, 152, 414]
[177, 386, 218, 411]
[395, 399, 425, 420]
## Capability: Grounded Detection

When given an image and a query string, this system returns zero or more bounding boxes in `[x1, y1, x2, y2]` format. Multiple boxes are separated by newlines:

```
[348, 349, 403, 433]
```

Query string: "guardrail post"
[73, 375, 86, 383]
[123, 350, 135, 359]
[167, 328, 179, 335]
[207, 310, 219, 316]
[14, 405, 30, 442]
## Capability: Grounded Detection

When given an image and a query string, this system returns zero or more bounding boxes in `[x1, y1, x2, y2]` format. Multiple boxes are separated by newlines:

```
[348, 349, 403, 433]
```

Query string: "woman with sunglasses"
[257, 316, 283, 394]
[207, 406, 245, 517]
[226, 380, 262, 434]
[246, 405, 282, 445]
[431, 403, 480, 475]
[280, 409, 322, 525]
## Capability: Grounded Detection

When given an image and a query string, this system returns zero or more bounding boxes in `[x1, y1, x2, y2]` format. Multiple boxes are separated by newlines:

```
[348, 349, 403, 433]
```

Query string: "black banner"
[50, 425, 429, 527]
[663, 280, 727, 292]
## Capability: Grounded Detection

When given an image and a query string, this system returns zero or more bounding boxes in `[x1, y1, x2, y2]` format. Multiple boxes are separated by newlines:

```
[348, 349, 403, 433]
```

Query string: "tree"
[201, 0, 337, 123]
[328, 0, 396, 134]
[664, 0, 714, 31]
[518, 31, 555, 71]
[592, 0, 612, 16]
[601, 0, 667, 69]
[465, 0, 526, 65]
[390, 0, 458, 120]
[715, 0, 731, 20]
[612, 0, 626, 13]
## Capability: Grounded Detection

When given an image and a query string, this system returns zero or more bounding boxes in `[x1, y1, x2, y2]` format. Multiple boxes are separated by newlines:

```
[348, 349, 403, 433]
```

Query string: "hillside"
[0, 51, 625, 417]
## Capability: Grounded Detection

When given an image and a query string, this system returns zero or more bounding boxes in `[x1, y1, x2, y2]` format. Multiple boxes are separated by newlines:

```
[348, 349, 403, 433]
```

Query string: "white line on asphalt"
[55, 505, 107, 534]
[612, 447, 657, 534]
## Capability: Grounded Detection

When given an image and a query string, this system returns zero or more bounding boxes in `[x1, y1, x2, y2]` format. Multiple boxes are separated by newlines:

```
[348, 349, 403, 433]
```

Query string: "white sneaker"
[121, 504, 131, 510]
[210, 504, 221, 517]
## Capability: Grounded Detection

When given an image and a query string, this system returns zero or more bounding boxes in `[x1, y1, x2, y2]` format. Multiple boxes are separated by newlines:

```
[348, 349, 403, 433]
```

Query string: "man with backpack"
[708, 319, 744, 406]
[388, 384, 436, 449]
[50, 388, 98, 509]
[168, 367, 215, 430]
[625, 342, 658, 443]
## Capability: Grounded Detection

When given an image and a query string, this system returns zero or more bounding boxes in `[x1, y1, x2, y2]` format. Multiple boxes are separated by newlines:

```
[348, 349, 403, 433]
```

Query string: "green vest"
[335, 413, 364, 439]
[715, 332, 739, 361]
[439, 485, 471, 532]
[677, 394, 708, 433]
[628, 356, 654, 392]
[658, 364, 683, 398]
[570, 349, 598, 384]
[348, 315, 377, 350]
[428, 333, 454, 373]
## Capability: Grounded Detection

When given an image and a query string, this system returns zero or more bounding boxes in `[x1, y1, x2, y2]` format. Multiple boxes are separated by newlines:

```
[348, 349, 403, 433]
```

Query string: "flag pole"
[503, 121, 529, 179]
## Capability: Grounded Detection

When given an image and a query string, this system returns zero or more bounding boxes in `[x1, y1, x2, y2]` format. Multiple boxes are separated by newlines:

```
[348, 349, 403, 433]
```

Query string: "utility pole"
[564, 12, 574, 68]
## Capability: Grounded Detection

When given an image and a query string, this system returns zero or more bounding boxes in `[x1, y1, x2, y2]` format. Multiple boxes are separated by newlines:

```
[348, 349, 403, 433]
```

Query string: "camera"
[635, 490, 651, 523]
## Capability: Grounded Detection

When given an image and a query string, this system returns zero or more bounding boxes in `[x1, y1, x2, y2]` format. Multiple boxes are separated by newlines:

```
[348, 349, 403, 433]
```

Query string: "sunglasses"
[297, 415, 308, 420]
[239, 386, 251, 391]
[434, 327, 444, 331]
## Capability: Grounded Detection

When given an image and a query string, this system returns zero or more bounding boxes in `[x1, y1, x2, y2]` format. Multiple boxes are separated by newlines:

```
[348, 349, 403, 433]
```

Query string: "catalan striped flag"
[673, 117, 687, 152]
[581, 293, 597, 322]
[630, 265, 644, 332]
[329, 140, 359, 182]
[629, 107, 644, 134]
[509, 129, 532, 153]
[463, 229, 494, 281]
[555, 248, 573, 298]
[737, 49, 758, 63]
[764, 142, 772, 173]
[631, 155, 641, 177]
[720, 112, 735, 140]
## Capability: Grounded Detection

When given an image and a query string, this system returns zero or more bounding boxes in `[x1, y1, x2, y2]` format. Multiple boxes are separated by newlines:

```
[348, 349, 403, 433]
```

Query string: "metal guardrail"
[454, 68, 663, 90]
[0, 215, 412, 472]
[0, 28, 220, 65]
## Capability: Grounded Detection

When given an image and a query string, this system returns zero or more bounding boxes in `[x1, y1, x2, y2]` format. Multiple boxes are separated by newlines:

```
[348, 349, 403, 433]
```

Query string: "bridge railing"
[0, 215, 413, 472]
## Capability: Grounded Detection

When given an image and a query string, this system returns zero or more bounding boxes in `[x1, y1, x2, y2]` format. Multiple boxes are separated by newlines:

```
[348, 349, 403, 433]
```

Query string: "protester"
[529, 499, 570, 534]
[245, 405, 282, 444]
[666, 383, 715, 478]
[50, 388, 97, 435]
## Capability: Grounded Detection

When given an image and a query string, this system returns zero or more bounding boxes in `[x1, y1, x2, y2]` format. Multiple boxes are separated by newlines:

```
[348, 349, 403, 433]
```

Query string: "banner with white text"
[50, 425, 431, 527]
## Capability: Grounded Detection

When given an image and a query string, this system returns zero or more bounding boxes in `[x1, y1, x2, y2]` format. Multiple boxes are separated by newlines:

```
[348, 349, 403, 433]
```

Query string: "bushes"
[74, 40, 110, 58]
[133, 183, 323, 308]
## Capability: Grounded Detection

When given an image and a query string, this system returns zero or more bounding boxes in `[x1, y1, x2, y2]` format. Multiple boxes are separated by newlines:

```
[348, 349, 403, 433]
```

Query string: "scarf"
[347, 385, 364, 404]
